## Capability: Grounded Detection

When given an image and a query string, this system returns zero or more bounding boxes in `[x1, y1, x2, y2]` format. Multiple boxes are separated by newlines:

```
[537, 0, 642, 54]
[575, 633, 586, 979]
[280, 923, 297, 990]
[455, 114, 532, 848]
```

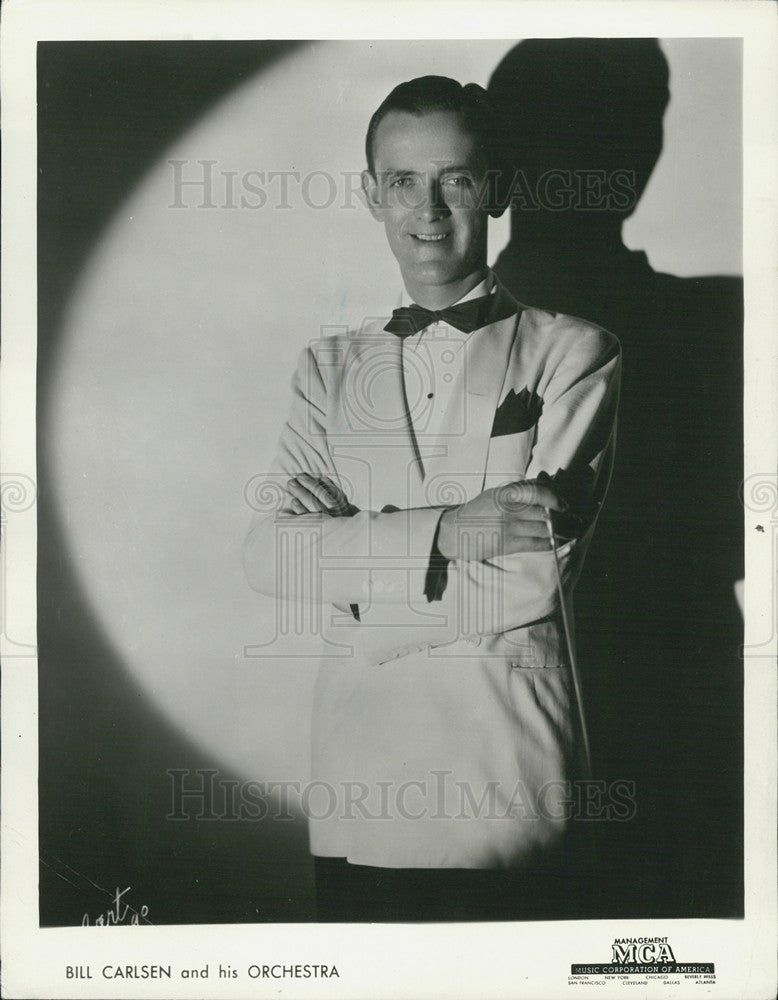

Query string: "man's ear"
[361, 169, 383, 220]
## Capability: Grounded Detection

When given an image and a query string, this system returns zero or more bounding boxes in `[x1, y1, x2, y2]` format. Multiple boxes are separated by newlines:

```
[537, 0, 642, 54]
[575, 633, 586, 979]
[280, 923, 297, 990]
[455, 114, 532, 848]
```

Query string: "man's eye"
[443, 175, 472, 187]
[389, 176, 414, 188]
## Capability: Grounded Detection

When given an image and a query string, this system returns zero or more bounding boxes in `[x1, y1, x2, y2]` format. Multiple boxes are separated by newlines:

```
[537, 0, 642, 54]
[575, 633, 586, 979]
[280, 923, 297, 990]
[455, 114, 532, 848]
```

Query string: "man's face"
[362, 109, 490, 308]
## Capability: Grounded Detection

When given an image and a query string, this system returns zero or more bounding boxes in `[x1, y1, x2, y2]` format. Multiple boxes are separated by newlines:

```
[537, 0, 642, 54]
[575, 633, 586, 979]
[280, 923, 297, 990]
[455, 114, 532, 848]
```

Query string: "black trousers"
[314, 850, 592, 922]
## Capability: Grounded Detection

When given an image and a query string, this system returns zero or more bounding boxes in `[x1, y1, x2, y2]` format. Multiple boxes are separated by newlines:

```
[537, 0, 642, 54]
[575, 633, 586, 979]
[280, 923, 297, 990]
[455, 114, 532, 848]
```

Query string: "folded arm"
[356, 325, 621, 663]
[243, 329, 620, 660]
[243, 344, 447, 604]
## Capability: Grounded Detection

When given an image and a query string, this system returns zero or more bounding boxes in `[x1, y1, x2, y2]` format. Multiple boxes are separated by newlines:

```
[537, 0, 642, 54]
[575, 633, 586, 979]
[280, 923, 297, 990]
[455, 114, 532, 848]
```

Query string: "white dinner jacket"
[244, 279, 621, 868]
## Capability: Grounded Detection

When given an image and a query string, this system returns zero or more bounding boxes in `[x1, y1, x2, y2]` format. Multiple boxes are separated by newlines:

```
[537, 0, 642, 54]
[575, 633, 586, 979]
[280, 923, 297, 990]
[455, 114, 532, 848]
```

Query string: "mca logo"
[611, 938, 676, 964]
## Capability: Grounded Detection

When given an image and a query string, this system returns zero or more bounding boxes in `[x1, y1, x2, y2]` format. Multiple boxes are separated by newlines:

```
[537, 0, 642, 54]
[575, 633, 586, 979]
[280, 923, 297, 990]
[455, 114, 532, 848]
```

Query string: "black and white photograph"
[1, 1, 776, 998]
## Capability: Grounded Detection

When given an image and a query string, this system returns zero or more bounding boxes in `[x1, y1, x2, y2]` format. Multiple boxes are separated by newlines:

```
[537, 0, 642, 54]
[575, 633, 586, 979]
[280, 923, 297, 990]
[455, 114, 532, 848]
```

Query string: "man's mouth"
[412, 233, 450, 242]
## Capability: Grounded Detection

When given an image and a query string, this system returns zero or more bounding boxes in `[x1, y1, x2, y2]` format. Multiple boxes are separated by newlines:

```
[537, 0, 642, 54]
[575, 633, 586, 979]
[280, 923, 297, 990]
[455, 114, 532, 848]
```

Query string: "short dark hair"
[365, 75, 501, 176]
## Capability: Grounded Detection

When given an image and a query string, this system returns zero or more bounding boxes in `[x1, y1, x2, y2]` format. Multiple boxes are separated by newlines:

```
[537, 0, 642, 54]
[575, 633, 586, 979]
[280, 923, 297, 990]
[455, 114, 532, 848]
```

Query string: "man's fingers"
[294, 473, 348, 511]
[507, 503, 554, 522]
[286, 478, 328, 511]
[506, 519, 556, 539]
[506, 536, 552, 553]
[317, 474, 343, 497]
[294, 472, 334, 505]
[494, 480, 568, 514]
[286, 473, 357, 517]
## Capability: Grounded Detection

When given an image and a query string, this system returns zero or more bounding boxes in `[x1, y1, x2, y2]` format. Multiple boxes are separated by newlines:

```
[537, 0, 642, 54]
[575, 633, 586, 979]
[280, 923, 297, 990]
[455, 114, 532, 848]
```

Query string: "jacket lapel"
[329, 324, 426, 510]
[329, 282, 523, 511]
[422, 283, 522, 505]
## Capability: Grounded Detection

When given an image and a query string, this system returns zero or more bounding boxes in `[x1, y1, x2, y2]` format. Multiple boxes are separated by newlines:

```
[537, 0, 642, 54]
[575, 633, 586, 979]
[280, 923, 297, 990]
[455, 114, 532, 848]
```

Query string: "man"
[244, 76, 621, 921]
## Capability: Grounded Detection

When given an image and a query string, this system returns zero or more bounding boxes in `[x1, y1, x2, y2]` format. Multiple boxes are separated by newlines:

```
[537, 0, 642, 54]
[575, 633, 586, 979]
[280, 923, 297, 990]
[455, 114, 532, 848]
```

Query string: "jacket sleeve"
[242, 343, 445, 606]
[355, 323, 621, 665]
[243, 327, 620, 664]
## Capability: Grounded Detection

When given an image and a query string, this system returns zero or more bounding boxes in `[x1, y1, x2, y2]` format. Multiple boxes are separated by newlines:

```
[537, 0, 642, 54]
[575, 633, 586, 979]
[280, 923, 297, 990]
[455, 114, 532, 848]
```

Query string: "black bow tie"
[384, 294, 501, 337]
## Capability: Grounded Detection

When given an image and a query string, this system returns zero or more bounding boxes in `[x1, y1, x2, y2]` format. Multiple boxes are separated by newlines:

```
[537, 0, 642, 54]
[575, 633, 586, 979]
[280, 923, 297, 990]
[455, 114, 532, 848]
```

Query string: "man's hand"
[284, 473, 359, 517]
[436, 475, 571, 561]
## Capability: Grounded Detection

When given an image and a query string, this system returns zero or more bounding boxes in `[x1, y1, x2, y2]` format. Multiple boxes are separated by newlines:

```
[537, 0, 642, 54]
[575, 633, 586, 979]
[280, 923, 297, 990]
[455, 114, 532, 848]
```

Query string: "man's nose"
[415, 179, 449, 220]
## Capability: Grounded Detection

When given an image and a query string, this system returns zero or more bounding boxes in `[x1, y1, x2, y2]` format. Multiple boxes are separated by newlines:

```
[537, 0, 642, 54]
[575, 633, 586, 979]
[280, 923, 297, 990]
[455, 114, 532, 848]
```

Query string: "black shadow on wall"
[488, 38, 744, 919]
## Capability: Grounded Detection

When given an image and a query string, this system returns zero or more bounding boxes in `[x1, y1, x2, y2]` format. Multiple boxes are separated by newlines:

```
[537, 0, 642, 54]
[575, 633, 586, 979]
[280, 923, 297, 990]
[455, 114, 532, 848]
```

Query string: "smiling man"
[244, 76, 621, 921]
[362, 102, 491, 309]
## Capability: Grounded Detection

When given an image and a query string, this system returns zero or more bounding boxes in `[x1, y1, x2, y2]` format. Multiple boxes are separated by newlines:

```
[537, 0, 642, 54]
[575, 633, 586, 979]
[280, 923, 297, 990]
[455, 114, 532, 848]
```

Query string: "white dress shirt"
[400, 270, 495, 478]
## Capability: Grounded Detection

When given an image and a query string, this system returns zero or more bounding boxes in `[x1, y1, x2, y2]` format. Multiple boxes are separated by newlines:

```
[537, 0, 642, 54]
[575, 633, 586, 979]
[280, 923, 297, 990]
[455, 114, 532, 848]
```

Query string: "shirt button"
[467, 636, 482, 647]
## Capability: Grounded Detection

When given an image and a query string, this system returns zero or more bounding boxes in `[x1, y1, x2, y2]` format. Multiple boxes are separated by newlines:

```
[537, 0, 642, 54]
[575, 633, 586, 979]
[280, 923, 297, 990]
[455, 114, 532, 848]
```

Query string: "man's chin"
[400, 262, 463, 288]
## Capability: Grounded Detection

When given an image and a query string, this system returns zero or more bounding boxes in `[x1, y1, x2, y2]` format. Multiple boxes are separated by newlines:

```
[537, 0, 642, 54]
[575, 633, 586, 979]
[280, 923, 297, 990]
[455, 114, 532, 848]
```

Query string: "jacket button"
[467, 636, 481, 647]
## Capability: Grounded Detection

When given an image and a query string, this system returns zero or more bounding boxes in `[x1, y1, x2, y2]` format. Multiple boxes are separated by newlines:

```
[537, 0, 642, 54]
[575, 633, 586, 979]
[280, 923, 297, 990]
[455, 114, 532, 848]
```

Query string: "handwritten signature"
[81, 886, 150, 926]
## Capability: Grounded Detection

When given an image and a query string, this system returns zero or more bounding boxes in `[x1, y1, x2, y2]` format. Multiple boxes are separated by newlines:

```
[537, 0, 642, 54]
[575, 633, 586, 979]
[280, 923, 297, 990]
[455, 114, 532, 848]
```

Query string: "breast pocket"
[483, 430, 534, 491]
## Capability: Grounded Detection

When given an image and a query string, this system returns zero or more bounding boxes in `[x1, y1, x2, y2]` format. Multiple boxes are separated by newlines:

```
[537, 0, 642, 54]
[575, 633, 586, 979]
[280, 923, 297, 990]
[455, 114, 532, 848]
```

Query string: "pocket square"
[490, 386, 544, 438]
